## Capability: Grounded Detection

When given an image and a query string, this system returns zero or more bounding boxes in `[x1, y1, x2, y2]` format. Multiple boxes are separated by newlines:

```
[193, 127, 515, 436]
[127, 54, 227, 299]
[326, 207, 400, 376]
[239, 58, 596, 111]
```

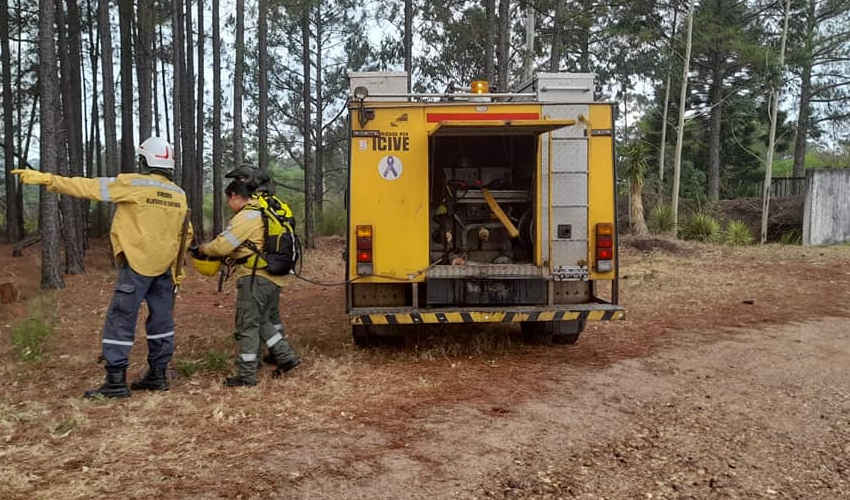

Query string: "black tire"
[521, 321, 553, 344]
[551, 319, 585, 345]
[522, 319, 585, 345]
[352, 325, 373, 348]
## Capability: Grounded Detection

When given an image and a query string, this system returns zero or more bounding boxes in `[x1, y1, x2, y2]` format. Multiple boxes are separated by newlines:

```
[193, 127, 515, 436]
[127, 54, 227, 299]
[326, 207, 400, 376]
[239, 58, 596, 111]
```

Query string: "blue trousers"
[101, 263, 175, 369]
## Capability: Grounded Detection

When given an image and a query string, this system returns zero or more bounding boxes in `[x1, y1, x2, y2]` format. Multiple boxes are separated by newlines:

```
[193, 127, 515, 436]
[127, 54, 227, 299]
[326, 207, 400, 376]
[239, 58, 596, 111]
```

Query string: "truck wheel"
[521, 321, 553, 344]
[551, 319, 586, 345]
[352, 325, 374, 348]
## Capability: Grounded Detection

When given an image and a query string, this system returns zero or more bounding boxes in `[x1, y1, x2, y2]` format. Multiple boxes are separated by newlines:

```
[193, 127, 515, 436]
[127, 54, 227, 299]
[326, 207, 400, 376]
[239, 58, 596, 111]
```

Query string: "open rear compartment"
[426, 131, 546, 306]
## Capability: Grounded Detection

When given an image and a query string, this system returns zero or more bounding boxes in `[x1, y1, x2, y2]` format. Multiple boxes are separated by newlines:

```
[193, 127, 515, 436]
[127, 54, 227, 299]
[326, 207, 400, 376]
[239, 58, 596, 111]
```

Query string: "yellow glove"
[11, 169, 53, 186]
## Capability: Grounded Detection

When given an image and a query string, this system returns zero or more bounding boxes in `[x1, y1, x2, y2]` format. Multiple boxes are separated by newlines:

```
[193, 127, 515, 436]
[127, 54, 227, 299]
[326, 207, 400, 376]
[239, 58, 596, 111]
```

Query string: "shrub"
[648, 205, 675, 233]
[780, 229, 802, 245]
[679, 213, 721, 242]
[724, 220, 753, 246]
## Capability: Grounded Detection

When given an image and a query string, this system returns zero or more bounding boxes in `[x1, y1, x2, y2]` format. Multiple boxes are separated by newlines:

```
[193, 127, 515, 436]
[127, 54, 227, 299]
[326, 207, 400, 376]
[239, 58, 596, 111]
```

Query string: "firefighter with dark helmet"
[223, 165, 298, 367]
[12, 136, 192, 399]
[196, 177, 300, 387]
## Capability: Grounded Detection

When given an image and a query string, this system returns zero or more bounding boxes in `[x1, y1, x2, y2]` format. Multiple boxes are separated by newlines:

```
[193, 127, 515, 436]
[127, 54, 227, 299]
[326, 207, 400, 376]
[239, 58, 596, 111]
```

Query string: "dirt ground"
[1, 237, 849, 499]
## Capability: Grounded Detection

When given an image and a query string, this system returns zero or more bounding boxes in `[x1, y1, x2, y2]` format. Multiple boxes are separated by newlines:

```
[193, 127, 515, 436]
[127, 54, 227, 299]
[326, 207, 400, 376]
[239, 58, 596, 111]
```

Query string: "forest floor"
[1, 236, 850, 499]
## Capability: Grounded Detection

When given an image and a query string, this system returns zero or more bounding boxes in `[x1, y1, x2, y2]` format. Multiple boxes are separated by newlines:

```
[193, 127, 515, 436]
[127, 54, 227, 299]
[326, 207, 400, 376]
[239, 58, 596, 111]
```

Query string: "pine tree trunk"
[99, 0, 118, 178]
[404, 0, 412, 91]
[181, 0, 198, 234]
[314, 3, 323, 218]
[1, 0, 21, 243]
[39, 0, 66, 289]
[86, 0, 104, 234]
[792, 62, 812, 179]
[485, 0, 495, 83]
[13, 0, 24, 238]
[761, 0, 791, 244]
[548, 4, 562, 72]
[172, 0, 182, 183]
[118, 0, 135, 173]
[302, 5, 314, 249]
[153, 32, 159, 137]
[56, 0, 85, 274]
[66, 0, 87, 256]
[258, 0, 268, 171]
[497, 0, 509, 91]
[135, 0, 152, 141]
[522, 1, 534, 83]
[672, 0, 695, 231]
[708, 65, 722, 201]
[658, 8, 678, 190]
[159, 25, 170, 143]
[212, 0, 223, 234]
[195, 0, 205, 237]
[232, 0, 245, 166]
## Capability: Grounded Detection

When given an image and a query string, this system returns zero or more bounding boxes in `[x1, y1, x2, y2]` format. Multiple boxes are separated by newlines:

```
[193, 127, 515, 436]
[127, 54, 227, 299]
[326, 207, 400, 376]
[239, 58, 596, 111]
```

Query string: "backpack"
[243, 193, 300, 276]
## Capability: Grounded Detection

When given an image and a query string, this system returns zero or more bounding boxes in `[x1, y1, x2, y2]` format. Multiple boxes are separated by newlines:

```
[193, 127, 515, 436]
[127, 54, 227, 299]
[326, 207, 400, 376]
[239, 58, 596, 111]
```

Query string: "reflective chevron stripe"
[351, 309, 625, 325]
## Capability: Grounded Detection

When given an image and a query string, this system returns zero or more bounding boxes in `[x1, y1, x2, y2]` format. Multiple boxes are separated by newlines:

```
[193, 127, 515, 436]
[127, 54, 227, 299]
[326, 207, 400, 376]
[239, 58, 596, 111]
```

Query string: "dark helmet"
[225, 165, 272, 192]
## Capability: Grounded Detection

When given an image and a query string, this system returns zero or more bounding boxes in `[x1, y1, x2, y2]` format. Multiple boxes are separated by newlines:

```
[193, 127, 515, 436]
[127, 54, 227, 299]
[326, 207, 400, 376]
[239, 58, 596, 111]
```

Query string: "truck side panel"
[541, 104, 590, 270]
[349, 107, 429, 282]
[587, 104, 616, 280]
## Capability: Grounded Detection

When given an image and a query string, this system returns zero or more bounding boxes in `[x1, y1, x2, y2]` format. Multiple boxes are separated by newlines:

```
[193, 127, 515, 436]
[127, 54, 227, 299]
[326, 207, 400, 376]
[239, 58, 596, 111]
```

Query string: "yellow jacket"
[200, 200, 290, 287]
[47, 173, 192, 278]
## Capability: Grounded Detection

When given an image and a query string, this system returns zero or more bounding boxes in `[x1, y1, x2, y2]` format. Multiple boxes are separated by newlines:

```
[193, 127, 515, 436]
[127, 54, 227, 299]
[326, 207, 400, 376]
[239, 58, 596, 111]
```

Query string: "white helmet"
[136, 136, 175, 170]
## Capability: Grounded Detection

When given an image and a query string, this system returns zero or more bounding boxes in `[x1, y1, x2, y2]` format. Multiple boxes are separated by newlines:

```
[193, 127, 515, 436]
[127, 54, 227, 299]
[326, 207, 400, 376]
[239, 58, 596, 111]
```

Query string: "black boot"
[224, 376, 257, 387]
[84, 367, 131, 399]
[272, 358, 301, 378]
[130, 365, 169, 391]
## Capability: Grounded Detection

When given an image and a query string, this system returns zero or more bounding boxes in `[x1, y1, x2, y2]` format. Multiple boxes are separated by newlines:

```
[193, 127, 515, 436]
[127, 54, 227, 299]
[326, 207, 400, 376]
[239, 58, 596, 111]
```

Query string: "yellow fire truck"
[345, 71, 624, 346]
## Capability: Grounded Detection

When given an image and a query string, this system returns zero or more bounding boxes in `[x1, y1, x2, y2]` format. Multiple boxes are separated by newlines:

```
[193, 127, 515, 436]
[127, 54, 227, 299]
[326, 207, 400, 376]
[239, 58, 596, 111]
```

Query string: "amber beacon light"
[470, 80, 489, 94]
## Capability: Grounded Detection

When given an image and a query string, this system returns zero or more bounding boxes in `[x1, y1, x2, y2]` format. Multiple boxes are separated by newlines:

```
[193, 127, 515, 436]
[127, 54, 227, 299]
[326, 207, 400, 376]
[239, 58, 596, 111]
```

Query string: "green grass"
[175, 349, 232, 378]
[11, 294, 57, 362]
[11, 319, 52, 362]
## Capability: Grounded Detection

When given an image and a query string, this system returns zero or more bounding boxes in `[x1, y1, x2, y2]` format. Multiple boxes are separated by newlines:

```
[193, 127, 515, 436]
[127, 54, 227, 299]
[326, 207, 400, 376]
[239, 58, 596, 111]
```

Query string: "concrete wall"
[803, 168, 850, 245]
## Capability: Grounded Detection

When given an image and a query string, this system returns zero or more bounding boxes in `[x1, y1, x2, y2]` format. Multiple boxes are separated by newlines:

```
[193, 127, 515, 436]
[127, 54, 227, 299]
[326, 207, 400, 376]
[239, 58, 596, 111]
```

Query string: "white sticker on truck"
[378, 155, 403, 181]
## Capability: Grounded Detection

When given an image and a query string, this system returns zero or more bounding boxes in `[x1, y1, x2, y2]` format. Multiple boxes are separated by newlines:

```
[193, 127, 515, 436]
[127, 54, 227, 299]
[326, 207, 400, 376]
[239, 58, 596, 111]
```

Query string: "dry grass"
[1, 236, 849, 497]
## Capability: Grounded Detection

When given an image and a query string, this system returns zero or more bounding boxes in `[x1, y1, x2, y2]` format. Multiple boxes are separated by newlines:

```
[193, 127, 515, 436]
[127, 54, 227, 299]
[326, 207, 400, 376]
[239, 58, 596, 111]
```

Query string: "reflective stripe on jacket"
[47, 173, 192, 277]
[200, 200, 289, 287]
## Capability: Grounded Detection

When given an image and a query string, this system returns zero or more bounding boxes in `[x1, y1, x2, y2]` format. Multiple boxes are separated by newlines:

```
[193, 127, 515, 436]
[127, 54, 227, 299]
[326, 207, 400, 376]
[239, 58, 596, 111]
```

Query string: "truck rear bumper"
[350, 303, 624, 325]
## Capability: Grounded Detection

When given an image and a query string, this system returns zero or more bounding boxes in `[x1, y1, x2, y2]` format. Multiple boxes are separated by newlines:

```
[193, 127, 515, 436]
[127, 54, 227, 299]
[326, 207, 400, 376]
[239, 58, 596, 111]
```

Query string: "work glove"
[172, 265, 185, 297]
[11, 169, 53, 186]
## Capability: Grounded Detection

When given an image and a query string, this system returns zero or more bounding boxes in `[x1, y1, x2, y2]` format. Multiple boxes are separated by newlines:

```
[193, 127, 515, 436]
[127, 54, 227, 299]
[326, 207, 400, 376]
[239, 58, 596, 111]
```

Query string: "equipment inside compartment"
[428, 134, 537, 266]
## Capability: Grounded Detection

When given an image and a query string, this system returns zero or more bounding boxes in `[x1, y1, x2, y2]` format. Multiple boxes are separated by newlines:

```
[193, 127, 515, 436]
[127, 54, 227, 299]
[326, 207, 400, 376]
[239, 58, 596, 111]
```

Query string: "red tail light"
[356, 225, 373, 274]
[596, 223, 614, 272]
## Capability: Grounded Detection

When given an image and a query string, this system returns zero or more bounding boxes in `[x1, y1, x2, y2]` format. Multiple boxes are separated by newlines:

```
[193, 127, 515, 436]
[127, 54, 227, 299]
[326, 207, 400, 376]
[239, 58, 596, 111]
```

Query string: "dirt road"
[2, 239, 849, 498]
[321, 317, 849, 499]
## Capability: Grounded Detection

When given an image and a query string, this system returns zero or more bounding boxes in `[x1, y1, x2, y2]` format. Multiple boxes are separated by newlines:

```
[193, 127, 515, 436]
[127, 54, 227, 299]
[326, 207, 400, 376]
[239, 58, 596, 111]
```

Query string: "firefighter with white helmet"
[12, 136, 192, 399]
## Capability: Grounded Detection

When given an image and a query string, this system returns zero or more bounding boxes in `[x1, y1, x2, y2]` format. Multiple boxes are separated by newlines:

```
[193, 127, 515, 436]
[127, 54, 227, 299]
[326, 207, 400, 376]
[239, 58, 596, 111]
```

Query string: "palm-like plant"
[622, 140, 650, 236]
